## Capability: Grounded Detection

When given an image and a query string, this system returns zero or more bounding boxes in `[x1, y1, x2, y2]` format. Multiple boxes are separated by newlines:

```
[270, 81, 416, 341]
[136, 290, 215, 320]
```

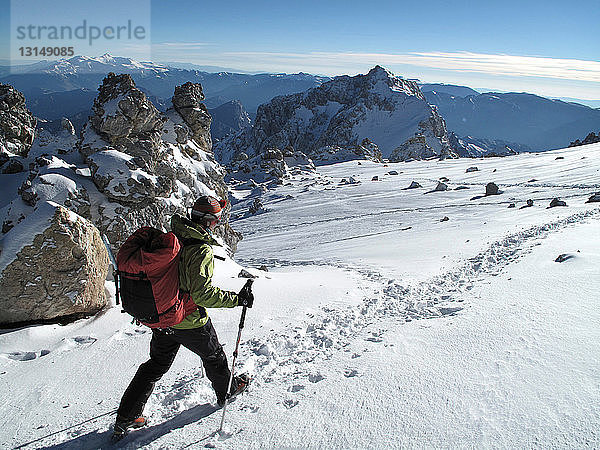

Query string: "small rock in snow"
[308, 373, 325, 383]
[485, 182, 500, 196]
[555, 253, 575, 263]
[548, 198, 567, 208]
[238, 269, 257, 278]
[466, 166, 479, 173]
[344, 369, 359, 377]
[433, 181, 448, 192]
[586, 193, 600, 203]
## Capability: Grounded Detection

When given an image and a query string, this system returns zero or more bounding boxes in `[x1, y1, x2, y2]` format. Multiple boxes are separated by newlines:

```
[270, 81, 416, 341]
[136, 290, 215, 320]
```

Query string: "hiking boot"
[217, 373, 251, 407]
[111, 415, 147, 442]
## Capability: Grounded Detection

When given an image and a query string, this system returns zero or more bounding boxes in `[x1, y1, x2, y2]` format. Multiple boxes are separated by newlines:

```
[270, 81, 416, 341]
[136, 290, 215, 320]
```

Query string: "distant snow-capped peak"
[42, 54, 168, 75]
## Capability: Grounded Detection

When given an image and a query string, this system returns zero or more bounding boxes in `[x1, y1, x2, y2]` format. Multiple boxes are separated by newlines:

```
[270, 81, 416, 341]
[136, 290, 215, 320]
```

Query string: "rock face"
[215, 66, 455, 182]
[0, 83, 36, 168]
[88, 73, 164, 149]
[79, 73, 239, 250]
[172, 82, 212, 151]
[0, 202, 109, 326]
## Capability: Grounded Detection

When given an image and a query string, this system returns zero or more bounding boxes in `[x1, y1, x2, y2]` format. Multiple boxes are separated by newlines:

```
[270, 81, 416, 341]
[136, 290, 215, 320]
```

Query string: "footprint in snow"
[124, 328, 148, 336]
[3, 349, 52, 361]
[308, 373, 325, 383]
[72, 336, 97, 345]
[438, 307, 463, 316]
[284, 399, 299, 409]
[289, 384, 305, 392]
[344, 369, 359, 378]
[6, 351, 37, 361]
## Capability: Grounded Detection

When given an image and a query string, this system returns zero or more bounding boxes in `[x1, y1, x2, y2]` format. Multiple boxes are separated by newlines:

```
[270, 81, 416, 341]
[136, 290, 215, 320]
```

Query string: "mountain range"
[1, 54, 598, 154]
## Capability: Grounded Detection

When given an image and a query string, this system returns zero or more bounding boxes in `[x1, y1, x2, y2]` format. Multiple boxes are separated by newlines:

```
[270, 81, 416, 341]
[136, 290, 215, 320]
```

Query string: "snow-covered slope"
[1, 143, 599, 448]
[424, 90, 600, 152]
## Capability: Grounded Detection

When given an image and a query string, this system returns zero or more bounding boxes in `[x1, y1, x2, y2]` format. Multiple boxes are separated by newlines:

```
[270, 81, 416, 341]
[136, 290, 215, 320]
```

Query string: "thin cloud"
[153, 42, 211, 49]
[223, 50, 600, 83]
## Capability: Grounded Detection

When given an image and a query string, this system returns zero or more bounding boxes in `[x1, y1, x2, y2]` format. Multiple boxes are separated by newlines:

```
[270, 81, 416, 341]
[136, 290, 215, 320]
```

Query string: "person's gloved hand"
[237, 279, 254, 308]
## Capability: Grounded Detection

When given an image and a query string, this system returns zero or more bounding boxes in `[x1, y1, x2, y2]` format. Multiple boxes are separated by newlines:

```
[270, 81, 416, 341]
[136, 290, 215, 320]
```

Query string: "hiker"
[113, 195, 254, 438]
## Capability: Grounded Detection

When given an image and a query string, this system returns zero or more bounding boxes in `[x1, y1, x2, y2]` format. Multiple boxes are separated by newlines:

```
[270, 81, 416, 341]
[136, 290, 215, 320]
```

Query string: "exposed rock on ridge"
[215, 66, 455, 182]
[79, 73, 238, 249]
[0, 83, 36, 169]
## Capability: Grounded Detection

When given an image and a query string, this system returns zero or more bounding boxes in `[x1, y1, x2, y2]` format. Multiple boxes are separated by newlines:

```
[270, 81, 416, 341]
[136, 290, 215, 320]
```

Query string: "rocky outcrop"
[549, 198, 567, 208]
[0, 202, 109, 326]
[88, 73, 165, 150]
[0, 83, 36, 170]
[389, 107, 454, 162]
[78, 73, 239, 250]
[586, 193, 600, 203]
[569, 132, 600, 147]
[485, 182, 500, 196]
[172, 82, 212, 151]
[0, 75, 241, 325]
[215, 66, 455, 182]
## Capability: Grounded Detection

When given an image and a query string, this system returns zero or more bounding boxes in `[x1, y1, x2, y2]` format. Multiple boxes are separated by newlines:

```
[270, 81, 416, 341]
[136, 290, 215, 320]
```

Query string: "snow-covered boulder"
[215, 66, 455, 182]
[433, 181, 448, 192]
[549, 198, 567, 208]
[0, 202, 109, 326]
[0, 83, 36, 170]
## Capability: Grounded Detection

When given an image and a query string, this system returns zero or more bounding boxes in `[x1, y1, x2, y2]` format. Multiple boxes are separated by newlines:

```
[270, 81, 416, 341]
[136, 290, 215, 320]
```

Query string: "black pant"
[117, 318, 230, 420]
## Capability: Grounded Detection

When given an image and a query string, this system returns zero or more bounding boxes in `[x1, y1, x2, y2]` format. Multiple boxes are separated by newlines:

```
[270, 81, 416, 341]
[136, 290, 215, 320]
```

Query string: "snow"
[1, 143, 600, 448]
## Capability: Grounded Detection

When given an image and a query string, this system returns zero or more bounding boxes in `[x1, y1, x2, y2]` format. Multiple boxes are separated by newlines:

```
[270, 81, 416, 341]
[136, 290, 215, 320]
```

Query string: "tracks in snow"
[236, 208, 600, 395]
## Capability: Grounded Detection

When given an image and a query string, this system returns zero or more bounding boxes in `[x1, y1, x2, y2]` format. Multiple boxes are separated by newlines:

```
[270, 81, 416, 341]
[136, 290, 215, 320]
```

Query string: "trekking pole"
[219, 279, 253, 433]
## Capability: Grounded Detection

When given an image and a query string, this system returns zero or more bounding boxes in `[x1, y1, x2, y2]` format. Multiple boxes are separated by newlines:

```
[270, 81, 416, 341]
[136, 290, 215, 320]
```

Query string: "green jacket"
[170, 214, 238, 329]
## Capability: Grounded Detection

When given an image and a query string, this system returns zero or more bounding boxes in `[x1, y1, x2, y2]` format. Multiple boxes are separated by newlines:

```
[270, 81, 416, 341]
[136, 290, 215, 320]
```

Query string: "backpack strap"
[180, 238, 226, 260]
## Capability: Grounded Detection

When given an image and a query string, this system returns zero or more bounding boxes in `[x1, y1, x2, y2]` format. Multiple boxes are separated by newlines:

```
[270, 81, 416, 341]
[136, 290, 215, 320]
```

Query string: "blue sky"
[2, 0, 599, 100]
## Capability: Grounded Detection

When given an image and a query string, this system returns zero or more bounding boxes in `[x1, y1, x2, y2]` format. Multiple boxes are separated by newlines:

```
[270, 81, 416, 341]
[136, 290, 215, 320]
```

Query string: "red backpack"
[116, 227, 198, 328]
